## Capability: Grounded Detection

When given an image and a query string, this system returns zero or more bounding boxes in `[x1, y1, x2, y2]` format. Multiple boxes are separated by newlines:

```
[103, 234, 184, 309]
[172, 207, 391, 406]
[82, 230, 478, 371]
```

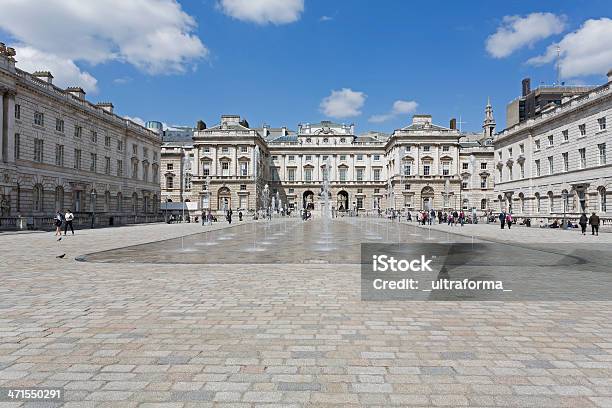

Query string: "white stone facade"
[0, 47, 162, 229]
[494, 71, 612, 223]
[182, 111, 496, 216]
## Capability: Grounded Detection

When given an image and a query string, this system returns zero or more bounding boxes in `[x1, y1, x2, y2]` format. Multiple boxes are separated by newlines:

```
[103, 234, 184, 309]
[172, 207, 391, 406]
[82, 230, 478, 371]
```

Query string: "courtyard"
[1, 218, 612, 407]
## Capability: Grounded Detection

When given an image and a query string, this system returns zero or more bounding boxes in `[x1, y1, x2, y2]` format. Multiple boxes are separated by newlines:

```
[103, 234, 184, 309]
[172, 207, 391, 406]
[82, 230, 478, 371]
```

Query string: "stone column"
[3, 91, 12, 163]
[0, 88, 5, 163]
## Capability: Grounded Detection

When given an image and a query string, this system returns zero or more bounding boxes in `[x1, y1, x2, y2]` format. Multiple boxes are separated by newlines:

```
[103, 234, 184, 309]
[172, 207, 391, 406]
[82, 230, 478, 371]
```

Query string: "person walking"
[54, 210, 64, 237]
[499, 211, 506, 229]
[227, 209, 233, 224]
[430, 209, 435, 225]
[579, 213, 588, 235]
[506, 212, 513, 229]
[64, 209, 74, 235]
[589, 212, 600, 236]
[459, 210, 465, 227]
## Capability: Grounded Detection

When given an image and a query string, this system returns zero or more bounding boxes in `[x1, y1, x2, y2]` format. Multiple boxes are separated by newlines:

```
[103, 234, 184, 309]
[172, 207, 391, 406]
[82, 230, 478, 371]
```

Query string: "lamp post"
[90, 190, 96, 228]
[469, 154, 476, 220]
[562, 190, 568, 228]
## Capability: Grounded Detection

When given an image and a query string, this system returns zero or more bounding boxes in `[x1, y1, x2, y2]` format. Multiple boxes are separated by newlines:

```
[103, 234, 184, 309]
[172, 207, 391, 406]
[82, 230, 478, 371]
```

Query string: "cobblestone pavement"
[1, 219, 612, 407]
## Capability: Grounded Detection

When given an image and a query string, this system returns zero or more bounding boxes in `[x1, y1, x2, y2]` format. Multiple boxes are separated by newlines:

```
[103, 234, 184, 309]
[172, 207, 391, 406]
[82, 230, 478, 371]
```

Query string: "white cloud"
[319, 15, 333, 22]
[527, 18, 612, 79]
[369, 100, 418, 123]
[124, 116, 146, 127]
[112, 77, 133, 85]
[0, 0, 207, 90]
[219, 0, 304, 25]
[320, 88, 366, 119]
[15, 46, 98, 93]
[486, 12, 566, 58]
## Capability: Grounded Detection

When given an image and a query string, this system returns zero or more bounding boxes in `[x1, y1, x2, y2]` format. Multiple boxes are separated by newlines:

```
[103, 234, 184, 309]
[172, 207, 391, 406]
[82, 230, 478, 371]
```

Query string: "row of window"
[17, 105, 157, 161]
[28, 185, 156, 214]
[17, 134, 158, 182]
[202, 146, 249, 154]
[533, 144, 607, 177]
[500, 117, 608, 160]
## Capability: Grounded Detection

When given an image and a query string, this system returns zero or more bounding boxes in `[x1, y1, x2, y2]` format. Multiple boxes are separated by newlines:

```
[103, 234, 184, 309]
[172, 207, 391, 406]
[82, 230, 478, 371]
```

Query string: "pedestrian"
[459, 210, 465, 227]
[201, 211, 206, 226]
[54, 210, 63, 236]
[227, 209, 233, 224]
[64, 209, 75, 235]
[499, 211, 506, 229]
[239, 211, 243, 221]
[452, 210, 459, 226]
[448, 213, 454, 226]
[589, 212, 600, 236]
[407, 211, 412, 222]
[506, 212, 513, 229]
[579, 212, 588, 235]
[430, 209, 435, 225]
[438, 210, 443, 224]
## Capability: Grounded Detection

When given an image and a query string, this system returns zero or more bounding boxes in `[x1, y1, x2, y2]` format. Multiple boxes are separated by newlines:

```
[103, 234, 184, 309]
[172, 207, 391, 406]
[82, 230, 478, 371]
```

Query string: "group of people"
[416, 209, 469, 227]
[53, 209, 75, 236]
[498, 211, 514, 229]
[579, 212, 601, 236]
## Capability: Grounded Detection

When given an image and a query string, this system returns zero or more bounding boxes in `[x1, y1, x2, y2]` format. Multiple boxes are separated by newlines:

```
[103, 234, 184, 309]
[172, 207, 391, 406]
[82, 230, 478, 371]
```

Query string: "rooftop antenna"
[555, 45, 561, 86]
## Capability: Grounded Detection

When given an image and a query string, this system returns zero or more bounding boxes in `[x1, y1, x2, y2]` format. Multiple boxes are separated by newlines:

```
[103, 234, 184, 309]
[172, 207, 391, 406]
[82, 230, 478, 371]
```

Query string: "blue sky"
[1, 0, 611, 132]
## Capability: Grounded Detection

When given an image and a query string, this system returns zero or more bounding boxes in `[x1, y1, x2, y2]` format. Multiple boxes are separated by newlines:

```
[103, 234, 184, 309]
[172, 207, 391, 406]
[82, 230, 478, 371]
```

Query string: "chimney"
[281, 126, 287, 136]
[521, 78, 531, 96]
[607, 68, 612, 83]
[450, 118, 457, 130]
[33, 71, 53, 84]
[262, 123, 269, 137]
[66, 86, 86, 99]
[96, 102, 114, 113]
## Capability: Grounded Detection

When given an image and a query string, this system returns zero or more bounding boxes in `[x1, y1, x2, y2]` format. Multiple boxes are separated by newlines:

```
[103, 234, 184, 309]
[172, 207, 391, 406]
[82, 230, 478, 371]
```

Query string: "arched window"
[117, 192, 123, 212]
[54, 186, 64, 211]
[480, 198, 487, 210]
[104, 191, 111, 212]
[561, 189, 570, 213]
[547, 191, 554, 213]
[462, 199, 469, 210]
[132, 193, 138, 214]
[166, 176, 174, 189]
[152, 194, 158, 214]
[32, 184, 44, 212]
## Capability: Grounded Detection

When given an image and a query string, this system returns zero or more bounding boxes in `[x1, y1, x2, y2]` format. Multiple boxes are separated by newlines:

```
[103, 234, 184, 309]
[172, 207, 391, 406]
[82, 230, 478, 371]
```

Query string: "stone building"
[494, 69, 612, 223]
[0, 45, 162, 229]
[180, 106, 496, 216]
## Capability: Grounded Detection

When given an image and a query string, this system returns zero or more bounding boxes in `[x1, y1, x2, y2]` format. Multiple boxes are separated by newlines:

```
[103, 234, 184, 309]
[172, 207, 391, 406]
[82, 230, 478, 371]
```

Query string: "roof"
[399, 122, 453, 132]
[355, 131, 389, 143]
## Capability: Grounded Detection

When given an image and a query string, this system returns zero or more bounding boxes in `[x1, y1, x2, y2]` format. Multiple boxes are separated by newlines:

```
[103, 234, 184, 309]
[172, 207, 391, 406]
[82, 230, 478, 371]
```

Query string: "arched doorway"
[303, 190, 314, 210]
[337, 191, 349, 212]
[421, 186, 434, 211]
[218, 187, 231, 211]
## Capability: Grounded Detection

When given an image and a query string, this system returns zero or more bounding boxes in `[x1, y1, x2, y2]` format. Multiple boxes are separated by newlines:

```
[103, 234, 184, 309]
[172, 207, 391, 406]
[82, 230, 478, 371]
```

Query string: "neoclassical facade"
[173, 108, 496, 215]
[0, 46, 162, 229]
[494, 70, 612, 221]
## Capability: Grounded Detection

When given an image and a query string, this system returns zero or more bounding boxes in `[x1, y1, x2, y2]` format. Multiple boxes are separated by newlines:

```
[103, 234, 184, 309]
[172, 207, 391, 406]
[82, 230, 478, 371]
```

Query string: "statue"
[0, 194, 10, 216]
